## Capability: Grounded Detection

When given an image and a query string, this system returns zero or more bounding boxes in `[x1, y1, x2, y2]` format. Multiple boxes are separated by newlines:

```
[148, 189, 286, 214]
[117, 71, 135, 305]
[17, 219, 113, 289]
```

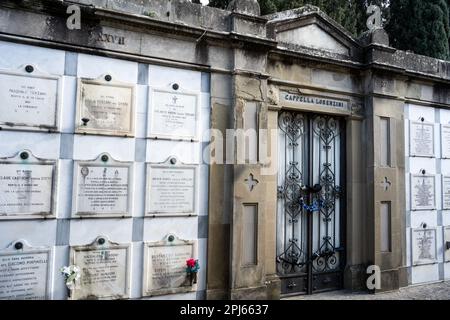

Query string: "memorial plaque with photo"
[412, 228, 437, 265]
[70, 236, 130, 300]
[0, 150, 56, 219]
[146, 157, 197, 216]
[76, 76, 135, 136]
[0, 240, 51, 300]
[442, 125, 450, 159]
[410, 121, 435, 157]
[443, 176, 450, 210]
[0, 66, 61, 132]
[72, 153, 133, 218]
[411, 174, 436, 211]
[445, 227, 450, 262]
[143, 234, 197, 297]
[148, 87, 200, 141]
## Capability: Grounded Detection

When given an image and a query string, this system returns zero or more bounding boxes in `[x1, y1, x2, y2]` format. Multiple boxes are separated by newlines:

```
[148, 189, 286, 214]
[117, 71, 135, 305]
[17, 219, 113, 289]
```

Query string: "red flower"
[186, 259, 196, 268]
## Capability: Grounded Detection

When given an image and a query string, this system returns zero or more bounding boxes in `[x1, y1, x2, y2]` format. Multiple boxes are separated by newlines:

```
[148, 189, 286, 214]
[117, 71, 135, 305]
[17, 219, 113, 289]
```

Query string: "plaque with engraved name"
[148, 87, 200, 141]
[0, 240, 51, 300]
[0, 66, 61, 132]
[146, 158, 197, 216]
[143, 234, 197, 297]
[0, 150, 56, 219]
[410, 121, 435, 157]
[72, 153, 133, 218]
[411, 174, 436, 211]
[412, 228, 437, 265]
[442, 125, 450, 159]
[76, 76, 135, 136]
[70, 236, 130, 300]
[443, 176, 450, 210]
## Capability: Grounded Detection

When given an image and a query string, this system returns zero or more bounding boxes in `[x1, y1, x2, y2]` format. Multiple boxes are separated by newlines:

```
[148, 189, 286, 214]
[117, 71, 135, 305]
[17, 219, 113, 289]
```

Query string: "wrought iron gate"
[277, 111, 346, 296]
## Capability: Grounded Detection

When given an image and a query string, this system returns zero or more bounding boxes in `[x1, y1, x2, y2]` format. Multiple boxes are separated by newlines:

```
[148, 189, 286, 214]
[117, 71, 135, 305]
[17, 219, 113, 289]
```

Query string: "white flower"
[72, 266, 80, 273]
[61, 266, 71, 275]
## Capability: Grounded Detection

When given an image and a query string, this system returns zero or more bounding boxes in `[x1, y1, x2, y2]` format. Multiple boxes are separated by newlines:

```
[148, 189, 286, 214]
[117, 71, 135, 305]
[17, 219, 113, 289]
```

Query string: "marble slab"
[412, 228, 437, 266]
[0, 65, 61, 132]
[76, 76, 135, 137]
[410, 121, 435, 157]
[143, 234, 197, 297]
[70, 236, 130, 300]
[72, 153, 133, 218]
[410, 174, 436, 211]
[0, 150, 56, 219]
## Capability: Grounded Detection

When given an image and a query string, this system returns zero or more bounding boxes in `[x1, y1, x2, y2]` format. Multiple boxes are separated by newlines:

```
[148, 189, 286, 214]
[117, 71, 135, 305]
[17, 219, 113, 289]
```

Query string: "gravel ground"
[285, 281, 450, 300]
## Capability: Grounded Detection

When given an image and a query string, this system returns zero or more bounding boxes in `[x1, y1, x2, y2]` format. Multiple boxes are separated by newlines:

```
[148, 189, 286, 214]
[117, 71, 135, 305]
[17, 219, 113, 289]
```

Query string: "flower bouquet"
[60, 265, 81, 297]
[186, 259, 200, 286]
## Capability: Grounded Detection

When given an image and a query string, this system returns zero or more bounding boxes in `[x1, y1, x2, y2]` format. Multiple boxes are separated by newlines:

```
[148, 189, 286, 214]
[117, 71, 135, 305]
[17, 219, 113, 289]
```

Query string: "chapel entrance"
[276, 111, 346, 296]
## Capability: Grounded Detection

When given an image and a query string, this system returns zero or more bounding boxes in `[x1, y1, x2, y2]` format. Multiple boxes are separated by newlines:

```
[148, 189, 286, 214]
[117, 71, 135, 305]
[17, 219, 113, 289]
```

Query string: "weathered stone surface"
[227, 0, 260, 16]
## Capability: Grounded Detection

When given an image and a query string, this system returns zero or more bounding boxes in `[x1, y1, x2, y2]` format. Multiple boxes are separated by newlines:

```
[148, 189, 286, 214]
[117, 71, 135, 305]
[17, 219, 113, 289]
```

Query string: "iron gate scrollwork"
[277, 111, 346, 296]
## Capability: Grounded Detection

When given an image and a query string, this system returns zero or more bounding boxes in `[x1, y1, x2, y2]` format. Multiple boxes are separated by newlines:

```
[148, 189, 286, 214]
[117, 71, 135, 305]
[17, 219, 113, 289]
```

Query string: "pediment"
[266, 7, 361, 57]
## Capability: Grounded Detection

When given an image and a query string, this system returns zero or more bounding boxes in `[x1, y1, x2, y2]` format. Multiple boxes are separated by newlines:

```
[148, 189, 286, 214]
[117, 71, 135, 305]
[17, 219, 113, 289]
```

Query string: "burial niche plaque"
[143, 234, 197, 297]
[146, 157, 197, 216]
[443, 176, 450, 210]
[410, 121, 435, 157]
[76, 76, 135, 136]
[411, 174, 436, 211]
[148, 87, 200, 141]
[0, 240, 51, 300]
[70, 236, 130, 300]
[0, 65, 61, 132]
[72, 153, 132, 218]
[412, 228, 437, 265]
[0, 150, 56, 219]
[442, 125, 450, 159]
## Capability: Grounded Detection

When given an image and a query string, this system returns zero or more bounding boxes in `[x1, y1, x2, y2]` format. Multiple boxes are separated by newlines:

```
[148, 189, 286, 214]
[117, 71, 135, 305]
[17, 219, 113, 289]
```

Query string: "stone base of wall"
[344, 264, 367, 291]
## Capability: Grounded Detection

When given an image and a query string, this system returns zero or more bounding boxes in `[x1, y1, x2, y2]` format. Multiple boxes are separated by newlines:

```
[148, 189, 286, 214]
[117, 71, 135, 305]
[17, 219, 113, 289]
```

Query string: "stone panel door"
[277, 111, 346, 296]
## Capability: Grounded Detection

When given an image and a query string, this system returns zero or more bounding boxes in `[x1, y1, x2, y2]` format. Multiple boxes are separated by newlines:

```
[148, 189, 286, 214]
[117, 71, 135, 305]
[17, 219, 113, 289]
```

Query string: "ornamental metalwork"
[277, 111, 345, 295]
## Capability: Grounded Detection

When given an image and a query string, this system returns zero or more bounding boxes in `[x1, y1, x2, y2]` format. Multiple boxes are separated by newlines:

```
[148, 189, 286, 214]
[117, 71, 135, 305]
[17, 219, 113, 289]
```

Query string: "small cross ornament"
[381, 177, 392, 191]
[245, 173, 259, 192]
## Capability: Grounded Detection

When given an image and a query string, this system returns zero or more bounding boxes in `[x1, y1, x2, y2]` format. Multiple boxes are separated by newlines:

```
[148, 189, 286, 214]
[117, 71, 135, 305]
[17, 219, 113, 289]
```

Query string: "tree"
[387, 0, 449, 60]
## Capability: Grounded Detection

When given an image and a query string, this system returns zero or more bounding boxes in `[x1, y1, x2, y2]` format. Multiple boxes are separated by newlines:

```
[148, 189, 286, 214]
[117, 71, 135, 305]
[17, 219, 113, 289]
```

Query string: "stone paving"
[285, 281, 450, 300]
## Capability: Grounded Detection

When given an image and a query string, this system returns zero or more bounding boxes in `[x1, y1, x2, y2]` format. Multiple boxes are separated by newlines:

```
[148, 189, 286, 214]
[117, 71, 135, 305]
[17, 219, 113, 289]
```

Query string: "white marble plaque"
[72, 153, 133, 218]
[70, 236, 130, 300]
[0, 240, 51, 300]
[0, 150, 56, 219]
[0, 66, 61, 132]
[76, 76, 135, 136]
[146, 157, 197, 216]
[410, 174, 436, 211]
[143, 234, 197, 297]
[410, 121, 435, 157]
[445, 227, 450, 262]
[148, 87, 200, 140]
[412, 228, 437, 265]
[443, 176, 450, 210]
[441, 125, 450, 159]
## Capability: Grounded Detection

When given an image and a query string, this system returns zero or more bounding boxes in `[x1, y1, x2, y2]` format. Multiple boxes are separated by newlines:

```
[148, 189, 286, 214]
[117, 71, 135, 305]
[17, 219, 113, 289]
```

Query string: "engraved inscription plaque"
[411, 174, 436, 211]
[146, 157, 197, 216]
[70, 236, 130, 300]
[72, 153, 133, 218]
[410, 121, 435, 157]
[0, 240, 51, 300]
[0, 150, 56, 219]
[442, 125, 450, 159]
[412, 228, 437, 265]
[0, 66, 61, 132]
[443, 176, 450, 210]
[143, 234, 197, 297]
[148, 87, 200, 140]
[76, 76, 135, 136]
